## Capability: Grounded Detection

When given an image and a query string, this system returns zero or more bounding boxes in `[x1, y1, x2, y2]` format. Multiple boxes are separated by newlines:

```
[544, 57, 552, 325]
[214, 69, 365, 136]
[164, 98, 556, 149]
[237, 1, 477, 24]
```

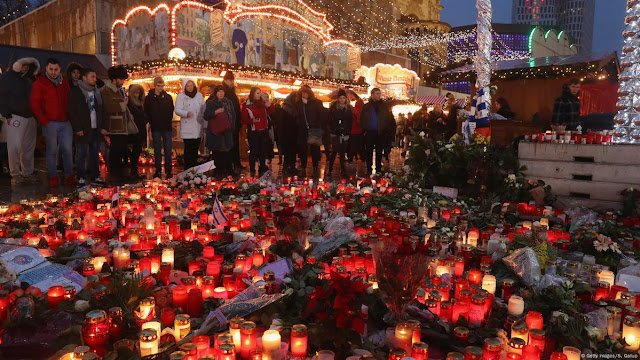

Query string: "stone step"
[519, 143, 640, 165]
[521, 160, 640, 184]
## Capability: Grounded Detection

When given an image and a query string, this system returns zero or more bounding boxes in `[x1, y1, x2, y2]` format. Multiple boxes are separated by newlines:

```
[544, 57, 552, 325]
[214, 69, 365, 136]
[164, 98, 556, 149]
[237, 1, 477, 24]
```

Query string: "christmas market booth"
[436, 52, 620, 146]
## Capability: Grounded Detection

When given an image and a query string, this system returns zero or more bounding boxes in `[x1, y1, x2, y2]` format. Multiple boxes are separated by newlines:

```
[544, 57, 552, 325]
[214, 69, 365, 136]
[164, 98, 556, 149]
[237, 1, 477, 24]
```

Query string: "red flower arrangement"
[304, 272, 370, 334]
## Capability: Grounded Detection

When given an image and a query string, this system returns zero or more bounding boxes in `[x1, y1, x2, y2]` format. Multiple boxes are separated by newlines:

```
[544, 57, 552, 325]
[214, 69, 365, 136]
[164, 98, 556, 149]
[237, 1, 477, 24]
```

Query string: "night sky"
[440, 0, 626, 55]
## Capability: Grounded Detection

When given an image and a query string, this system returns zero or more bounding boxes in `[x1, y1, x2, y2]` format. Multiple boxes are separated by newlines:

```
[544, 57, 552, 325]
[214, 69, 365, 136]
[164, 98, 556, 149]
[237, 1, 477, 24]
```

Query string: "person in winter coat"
[0, 57, 40, 186]
[444, 93, 461, 140]
[30, 58, 74, 187]
[127, 84, 149, 179]
[145, 76, 175, 178]
[66, 62, 83, 88]
[552, 79, 580, 132]
[175, 78, 205, 171]
[360, 88, 393, 175]
[102, 65, 130, 182]
[204, 85, 235, 178]
[295, 85, 326, 177]
[327, 89, 353, 178]
[222, 71, 244, 172]
[347, 91, 365, 163]
[427, 103, 446, 140]
[279, 92, 300, 175]
[68, 68, 107, 184]
[241, 87, 274, 176]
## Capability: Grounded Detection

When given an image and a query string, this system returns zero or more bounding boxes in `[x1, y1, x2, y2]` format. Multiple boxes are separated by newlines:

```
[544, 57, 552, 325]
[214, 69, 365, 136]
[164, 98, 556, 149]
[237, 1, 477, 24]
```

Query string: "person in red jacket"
[241, 87, 274, 176]
[30, 58, 74, 187]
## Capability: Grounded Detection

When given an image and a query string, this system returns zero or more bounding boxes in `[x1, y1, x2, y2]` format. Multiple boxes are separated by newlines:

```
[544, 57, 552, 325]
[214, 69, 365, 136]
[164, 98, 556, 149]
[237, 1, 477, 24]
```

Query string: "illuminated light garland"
[125, 57, 368, 90]
[170, 0, 222, 47]
[223, 0, 334, 40]
[111, 4, 171, 65]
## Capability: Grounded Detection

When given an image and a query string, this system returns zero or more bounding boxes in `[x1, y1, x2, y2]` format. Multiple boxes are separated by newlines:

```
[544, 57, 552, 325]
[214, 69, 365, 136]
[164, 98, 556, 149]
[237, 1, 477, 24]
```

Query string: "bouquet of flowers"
[169, 169, 209, 191]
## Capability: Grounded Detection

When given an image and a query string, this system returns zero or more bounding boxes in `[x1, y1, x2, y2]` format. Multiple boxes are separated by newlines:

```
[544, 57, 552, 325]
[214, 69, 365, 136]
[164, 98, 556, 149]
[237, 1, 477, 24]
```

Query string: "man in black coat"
[144, 76, 175, 178]
[360, 88, 394, 175]
[222, 71, 244, 172]
[68, 68, 107, 184]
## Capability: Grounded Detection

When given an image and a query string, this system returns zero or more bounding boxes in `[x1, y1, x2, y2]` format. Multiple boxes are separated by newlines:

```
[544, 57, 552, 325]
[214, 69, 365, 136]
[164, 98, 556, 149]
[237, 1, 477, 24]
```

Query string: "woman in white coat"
[175, 78, 205, 170]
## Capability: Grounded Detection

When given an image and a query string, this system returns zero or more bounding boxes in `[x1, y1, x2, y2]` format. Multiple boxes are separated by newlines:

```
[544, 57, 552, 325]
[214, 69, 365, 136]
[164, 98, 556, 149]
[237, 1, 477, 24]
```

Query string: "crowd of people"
[0, 56, 408, 188]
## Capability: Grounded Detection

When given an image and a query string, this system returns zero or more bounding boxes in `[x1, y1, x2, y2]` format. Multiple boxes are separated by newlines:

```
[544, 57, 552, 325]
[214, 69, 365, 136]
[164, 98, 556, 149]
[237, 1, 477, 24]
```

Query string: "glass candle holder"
[623, 316, 640, 351]
[464, 346, 483, 360]
[82, 310, 110, 351]
[469, 295, 486, 328]
[562, 346, 581, 360]
[290, 324, 308, 358]
[172, 285, 188, 309]
[229, 317, 244, 350]
[218, 343, 235, 360]
[525, 311, 543, 331]
[261, 329, 281, 360]
[388, 348, 407, 360]
[47, 285, 65, 309]
[412, 342, 429, 360]
[529, 329, 545, 353]
[240, 321, 257, 359]
[594, 281, 610, 302]
[174, 314, 191, 341]
[502, 279, 515, 301]
[550, 353, 568, 360]
[522, 344, 541, 360]
[136, 297, 156, 323]
[481, 275, 496, 295]
[108, 307, 124, 340]
[508, 338, 526, 355]
[482, 337, 502, 360]
[453, 326, 470, 344]
[406, 319, 421, 345]
[446, 352, 465, 360]
[394, 322, 413, 353]
[511, 320, 529, 344]
[508, 295, 525, 317]
[139, 329, 159, 357]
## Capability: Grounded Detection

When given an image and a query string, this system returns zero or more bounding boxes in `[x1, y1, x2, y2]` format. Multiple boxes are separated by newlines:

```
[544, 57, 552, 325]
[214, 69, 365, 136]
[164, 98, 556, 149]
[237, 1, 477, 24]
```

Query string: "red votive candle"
[172, 285, 188, 309]
[525, 311, 543, 330]
[188, 260, 200, 275]
[187, 289, 203, 317]
[206, 260, 221, 277]
[47, 285, 65, 309]
[202, 276, 216, 299]
[529, 329, 546, 353]
[240, 321, 257, 359]
[550, 352, 568, 360]
[203, 246, 215, 260]
[412, 342, 429, 360]
[452, 300, 470, 323]
[192, 334, 210, 357]
[0, 291, 9, 321]
[290, 324, 308, 358]
[252, 249, 264, 267]
[160, 307, 175, 327]
[82, 310, 110, 353]
[139, 257, 152, 274]
[467, 269, 482, 286]
[522, 345, 541, 360]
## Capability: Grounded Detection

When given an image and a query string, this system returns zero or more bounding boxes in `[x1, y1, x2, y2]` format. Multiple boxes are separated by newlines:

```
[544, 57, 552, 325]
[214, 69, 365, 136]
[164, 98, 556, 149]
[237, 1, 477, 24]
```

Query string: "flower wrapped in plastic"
[370, 235, 431, 320]
[502, 247, 541, 287]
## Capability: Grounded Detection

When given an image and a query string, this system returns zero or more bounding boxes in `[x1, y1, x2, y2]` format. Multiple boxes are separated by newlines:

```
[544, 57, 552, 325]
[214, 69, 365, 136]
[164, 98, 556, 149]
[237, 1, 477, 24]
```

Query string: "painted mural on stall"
[113, 7, 353, 80]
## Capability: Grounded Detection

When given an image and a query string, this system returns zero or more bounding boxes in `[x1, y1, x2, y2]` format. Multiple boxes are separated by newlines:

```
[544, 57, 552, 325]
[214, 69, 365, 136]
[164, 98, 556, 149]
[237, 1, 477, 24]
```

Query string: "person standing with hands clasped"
[242, 87, 274, 177]
[204, 85, 235, 178]
[327, 89, 352, 178]
[0, 57, 40, 186]
[30, 58, 74, 187]
[145, 76, 175, 179]
[101, 65, 130, 183]
[361, 88, 393, 175]
[222, 71, 244, 173]
[68, 68, 106, 185]
[175, 78, 205, 171]
[295, 85, 325, 177]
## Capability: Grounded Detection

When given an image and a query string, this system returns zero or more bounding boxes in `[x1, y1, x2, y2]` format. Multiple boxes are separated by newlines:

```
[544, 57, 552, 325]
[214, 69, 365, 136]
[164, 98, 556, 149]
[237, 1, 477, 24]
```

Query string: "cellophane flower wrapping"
[502, 247, 541, 287]
[309, 216, 356, 259]
[370, 236, 430, 320]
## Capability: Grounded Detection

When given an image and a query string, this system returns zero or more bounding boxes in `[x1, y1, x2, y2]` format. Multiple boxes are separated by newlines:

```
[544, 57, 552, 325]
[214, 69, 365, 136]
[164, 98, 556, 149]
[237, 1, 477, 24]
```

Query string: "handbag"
[209, 109, 232, 135]
[307, 128, 323, 146]
[125, 108, 139, 135]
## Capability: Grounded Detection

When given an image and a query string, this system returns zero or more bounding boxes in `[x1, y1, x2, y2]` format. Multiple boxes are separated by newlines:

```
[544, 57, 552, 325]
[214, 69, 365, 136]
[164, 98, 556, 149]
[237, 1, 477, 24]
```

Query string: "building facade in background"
[512, 0, 595, 54]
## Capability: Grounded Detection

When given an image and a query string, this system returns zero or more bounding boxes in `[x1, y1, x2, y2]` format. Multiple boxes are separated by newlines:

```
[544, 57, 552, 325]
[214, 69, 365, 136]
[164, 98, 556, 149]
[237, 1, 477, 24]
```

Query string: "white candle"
[142, 321, 161, 337]
[508, 295, 525, 317]
[522, 221, 532, 230]
[597, 270, 615, 287]
[113, 247, 130, 270]
[91, 256, 108, 272]
[623, 316, 640, 351]
[162, 248, 174, 268]
[139, 329, 159, 356]
[482, 274, 497, 295]
[540, 218, 549, 229]
[467, 229, 479, 247]
[261, 329, 281, 360]
[562, 346, 581, 360]
[395, 323, 412, 353]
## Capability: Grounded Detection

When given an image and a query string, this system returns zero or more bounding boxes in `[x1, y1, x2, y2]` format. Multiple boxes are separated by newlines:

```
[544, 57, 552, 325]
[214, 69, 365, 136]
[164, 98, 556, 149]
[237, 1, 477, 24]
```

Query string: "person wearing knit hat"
[222, 71, 244, 172]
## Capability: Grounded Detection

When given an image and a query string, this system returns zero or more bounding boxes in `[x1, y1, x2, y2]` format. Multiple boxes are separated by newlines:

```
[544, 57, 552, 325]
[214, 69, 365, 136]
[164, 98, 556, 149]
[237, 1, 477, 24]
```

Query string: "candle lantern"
[464, 346, 483, 360]
[136, 297, 156, 324]
[412, 342, 429, 360]
[562, 346, 581, 360]
[174, 314, 191, 341]
[388, 348, 407, 360]
[467, 269, 482, 286]
[240, 321, 257, 359]
[218, 343, 235, 360]
[179, 343, 198, 358]
[206, 260, 222, 277]
[508, 338, 526, 355]
[187, 288, 203, 317]
[113, 247, 130, 270]
[482, 338, 502, 360]
[508, 295, 525, 317]
[82, 310, 111, 352]
[229, 317, 244, 350]
[406, 319, 421, 345]
[47, 285, 65, 309]
[529, 329, 545, 353]
[469, 295, 486, 327]
[511, 320, 529, 344]
[522, 345, 541, 360]
[623, 315, 640, 350]
[453, 326, 470, 344]
[594, 281, 610, 301]
[290, 324, 308, 358]
[481, 275, 496, 295]
[192, 334, 210, 357]
[173, 285, 188, 309]
[252, 248, 265, 267]
[394, 322, 413, 352]
[447, 352, 465, 360]
[162, 247, 175, 268]
[0, 291, 8, 322]
[502, 279, 515, 301]
[550, 353, 568, 360]
[169, 351, 187, 360]
[452, 300, 470, 323]
[261, 329, 281, 360]
[507, 354, 523, 360]
[203, 246, 215, 260]
[108, 307, 124, 340]
[597, 270, 615, 288]
[213, 287, 227, 299]
[161, 307, 176, 327]
[441, 301, 453, 322]
[525, 311, 543, 331]
[139, 329, 159, 357]
[202, 276, 216, 299]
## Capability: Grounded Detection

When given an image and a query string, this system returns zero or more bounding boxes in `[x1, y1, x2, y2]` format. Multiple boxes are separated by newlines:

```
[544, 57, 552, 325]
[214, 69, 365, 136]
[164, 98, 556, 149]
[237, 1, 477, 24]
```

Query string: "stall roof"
[0, 44, 108, 78]
[439, 52, 619, 83]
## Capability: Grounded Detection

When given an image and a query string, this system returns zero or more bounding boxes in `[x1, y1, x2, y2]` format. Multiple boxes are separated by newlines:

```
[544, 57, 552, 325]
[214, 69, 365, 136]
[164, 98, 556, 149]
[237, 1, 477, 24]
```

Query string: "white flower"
[242, 183, 249, 190]
[609, 242, 622, 254]
[250, 194, 258, 201]
[194, 177, 202, 185]
[182, 181, 189, 187]
[445, 144, 454, 150]
[593, 240, 609, 252]
[74, 300, 90, 312]
[419, 131, 426, 138]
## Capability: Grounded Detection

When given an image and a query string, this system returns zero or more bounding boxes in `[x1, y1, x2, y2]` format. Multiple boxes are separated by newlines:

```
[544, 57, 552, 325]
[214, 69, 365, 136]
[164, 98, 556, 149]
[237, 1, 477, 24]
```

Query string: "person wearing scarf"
[327, 89, 353, 178]
[175, 78, 205, 171]
[241, 87, 275, 177]
[204, 85, 236, 178]
[127, 84, 149, 180]
[68, 68, 106, 184]
[30, 58, 73, 187]
[360, 88, 394, 175]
